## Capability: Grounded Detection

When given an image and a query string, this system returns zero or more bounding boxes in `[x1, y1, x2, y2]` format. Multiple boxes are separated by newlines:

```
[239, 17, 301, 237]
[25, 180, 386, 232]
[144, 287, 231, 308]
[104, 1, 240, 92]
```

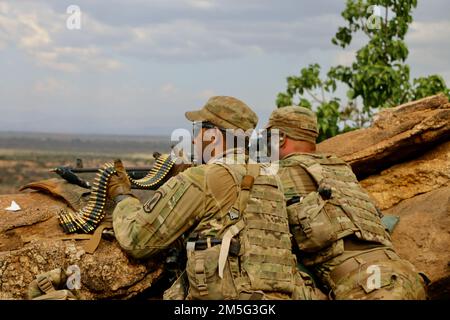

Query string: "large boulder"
[0, 192, 164, 299]
[360, 140, 450, 210]
[317, 93, 449, 178]
[386, 187, 450, 300]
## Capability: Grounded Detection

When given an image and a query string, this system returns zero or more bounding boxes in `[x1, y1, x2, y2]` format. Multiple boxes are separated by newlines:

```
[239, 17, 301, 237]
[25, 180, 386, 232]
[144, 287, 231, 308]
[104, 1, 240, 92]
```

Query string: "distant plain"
[0, 131, 172, 194]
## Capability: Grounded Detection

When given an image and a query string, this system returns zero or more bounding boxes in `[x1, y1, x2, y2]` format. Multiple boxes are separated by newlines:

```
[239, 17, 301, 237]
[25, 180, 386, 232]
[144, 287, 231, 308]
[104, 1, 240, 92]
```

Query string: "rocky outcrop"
[360, 140, 450, 210]
[317, 93, 450, 178]
[0, 192, 164, 299]
[386, 187, 450, 300]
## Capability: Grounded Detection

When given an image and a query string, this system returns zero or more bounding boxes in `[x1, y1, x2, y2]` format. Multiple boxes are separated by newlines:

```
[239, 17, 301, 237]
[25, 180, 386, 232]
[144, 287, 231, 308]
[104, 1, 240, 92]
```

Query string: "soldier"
[107, 96, 324, 300]
[265, 106, 428, 300]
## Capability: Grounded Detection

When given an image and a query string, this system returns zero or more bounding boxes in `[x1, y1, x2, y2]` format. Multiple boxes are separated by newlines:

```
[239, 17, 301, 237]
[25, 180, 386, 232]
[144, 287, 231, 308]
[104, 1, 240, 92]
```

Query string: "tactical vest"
[282, 153, 392, 265]
[185, 162, 304, 300]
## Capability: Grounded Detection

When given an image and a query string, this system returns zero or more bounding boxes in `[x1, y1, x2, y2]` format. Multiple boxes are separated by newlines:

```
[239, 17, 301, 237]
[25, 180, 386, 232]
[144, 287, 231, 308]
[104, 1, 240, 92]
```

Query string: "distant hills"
[0, 131, 172, 154]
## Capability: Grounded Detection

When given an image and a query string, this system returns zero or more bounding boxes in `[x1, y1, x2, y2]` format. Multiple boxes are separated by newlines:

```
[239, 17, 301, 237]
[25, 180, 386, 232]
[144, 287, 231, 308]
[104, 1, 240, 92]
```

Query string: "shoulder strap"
[218, 163, 260, 279]
[292, 156, 324, 185]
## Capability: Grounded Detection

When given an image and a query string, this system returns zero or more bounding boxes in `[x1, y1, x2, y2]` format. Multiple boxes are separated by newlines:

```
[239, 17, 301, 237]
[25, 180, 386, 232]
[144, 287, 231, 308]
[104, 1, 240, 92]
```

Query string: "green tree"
[277, 0, 449, 142]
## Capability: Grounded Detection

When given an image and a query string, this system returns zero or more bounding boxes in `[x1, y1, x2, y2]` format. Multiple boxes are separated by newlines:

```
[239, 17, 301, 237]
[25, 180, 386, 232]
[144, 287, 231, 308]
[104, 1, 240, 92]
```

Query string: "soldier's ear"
[279, 133, 287, 147]
[212, 127, 223, 145]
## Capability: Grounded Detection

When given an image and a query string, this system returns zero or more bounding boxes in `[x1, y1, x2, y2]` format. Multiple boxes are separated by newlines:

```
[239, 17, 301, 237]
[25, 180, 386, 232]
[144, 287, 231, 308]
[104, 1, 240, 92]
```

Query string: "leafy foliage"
[277, 0, 449, 142]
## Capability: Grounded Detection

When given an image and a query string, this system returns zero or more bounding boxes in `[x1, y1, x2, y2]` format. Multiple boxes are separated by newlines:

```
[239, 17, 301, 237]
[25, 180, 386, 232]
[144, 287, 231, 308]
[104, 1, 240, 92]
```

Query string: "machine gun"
[50, 152, 164, 189]
[53, 153, 194, 234]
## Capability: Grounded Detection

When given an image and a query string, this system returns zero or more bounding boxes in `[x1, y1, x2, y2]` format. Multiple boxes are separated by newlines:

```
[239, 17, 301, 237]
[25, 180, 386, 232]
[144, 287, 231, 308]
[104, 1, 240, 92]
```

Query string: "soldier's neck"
[280, 139, 316, 159]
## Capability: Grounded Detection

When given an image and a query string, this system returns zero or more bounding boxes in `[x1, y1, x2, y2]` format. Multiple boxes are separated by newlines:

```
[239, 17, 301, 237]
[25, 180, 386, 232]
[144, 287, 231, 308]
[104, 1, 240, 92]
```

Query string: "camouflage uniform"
[112, 97, 323, 300]
[266, 106, 428, 300]
[28, 268, 78, 300]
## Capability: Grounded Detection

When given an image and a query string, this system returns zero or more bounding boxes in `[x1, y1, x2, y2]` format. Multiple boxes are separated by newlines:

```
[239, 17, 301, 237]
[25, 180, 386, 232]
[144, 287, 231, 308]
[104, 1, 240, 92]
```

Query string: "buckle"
[287, 196, 303, 206]
[186, 241, 195, 252]
[229, 209, 239, 220]
[229, 239, 241, 256]
[299, 216, 312, 237]
[241, 175, 255, 190]
[37, 275, 55, 293]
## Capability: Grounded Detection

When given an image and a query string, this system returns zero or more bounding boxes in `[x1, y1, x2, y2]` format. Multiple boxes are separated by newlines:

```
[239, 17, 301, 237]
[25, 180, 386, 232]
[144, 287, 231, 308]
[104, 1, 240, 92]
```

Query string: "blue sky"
[1, 0, 449, 135]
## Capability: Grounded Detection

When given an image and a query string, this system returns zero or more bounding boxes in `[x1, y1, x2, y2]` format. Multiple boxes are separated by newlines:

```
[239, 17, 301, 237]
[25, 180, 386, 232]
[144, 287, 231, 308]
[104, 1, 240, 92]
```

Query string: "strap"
[36, 275, 56, 293]
[239, 164, 259, 214]
[218, 220, 245, 278]
[24, 221, 113, 255]
[238, 291, 264, 300]
[32, 290, 77, 300]
[195, 258, 208, 296]
[83, 222, 113, 254]
[186, 241, 196, 252]
[218, 163, 259, 279]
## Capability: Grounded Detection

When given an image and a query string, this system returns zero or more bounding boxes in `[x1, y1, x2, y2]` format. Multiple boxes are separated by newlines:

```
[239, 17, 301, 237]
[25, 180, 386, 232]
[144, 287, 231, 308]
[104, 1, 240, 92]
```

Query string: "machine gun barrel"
[50, 166, 155, 188]
[61, 167, 154, 174]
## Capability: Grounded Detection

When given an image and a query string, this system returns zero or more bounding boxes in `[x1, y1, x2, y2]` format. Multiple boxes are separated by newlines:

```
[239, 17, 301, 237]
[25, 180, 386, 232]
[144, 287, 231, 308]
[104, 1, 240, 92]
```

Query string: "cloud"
[186, 0, 216, 9]
[408, 21, 450, 45]
[105, 13, 342, 63]
[1, 1, 343, 66]
[334, 50, 356, 66]
[0, 2, 121, 72]
[32, 78, 65, 94]
[0, 0, 449, 135]
[406, 20, 450, 76]
[197, 89, 217, 100]
[160, 83, 178, 95]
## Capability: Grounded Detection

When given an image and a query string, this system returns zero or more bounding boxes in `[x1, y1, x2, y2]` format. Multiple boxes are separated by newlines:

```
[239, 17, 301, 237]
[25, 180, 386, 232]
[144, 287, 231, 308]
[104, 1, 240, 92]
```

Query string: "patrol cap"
[265, 106, 318, 143]
[185, 96, 258, 131]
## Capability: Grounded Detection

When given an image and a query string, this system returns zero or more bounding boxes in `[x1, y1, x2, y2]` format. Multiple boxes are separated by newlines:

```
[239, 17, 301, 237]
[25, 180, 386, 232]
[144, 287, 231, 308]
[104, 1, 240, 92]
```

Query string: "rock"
[361, 140, 450, 210]
[0, 192, 164, 299]
[387, 187, 450, 300]
[317, 94, 450, 178]
[0, 192, 61, 234]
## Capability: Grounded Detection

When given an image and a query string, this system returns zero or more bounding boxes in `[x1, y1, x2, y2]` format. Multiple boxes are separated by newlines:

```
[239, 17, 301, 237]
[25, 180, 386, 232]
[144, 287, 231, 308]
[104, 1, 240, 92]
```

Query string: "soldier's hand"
[155, 151, 192, 178]
[170, 162, 192, 177]
[106, 159, 133, 200]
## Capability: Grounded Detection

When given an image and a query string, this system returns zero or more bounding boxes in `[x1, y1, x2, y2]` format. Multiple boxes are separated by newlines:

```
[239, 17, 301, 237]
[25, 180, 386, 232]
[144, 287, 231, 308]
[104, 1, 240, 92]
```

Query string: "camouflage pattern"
[28, 268, 78, 300]
[211, 160, 324, 300]
[282, 153, 392, 258]
[185, 96, 258, 131]
[314, 248, 427, 300]
[278, 152, 428, 300]
[163, 271, 189, 300]
[265, 106, 318, 143]
[113, 148, 325, 300]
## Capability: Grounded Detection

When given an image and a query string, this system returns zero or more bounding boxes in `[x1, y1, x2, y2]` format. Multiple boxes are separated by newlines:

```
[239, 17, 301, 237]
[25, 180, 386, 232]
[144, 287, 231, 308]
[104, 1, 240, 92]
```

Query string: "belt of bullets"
[58, 154, 176, 234]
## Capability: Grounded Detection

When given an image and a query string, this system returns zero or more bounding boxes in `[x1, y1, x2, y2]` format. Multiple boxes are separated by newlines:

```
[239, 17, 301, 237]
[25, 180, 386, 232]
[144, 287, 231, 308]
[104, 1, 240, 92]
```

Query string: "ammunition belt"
[58, 154, 176, 234]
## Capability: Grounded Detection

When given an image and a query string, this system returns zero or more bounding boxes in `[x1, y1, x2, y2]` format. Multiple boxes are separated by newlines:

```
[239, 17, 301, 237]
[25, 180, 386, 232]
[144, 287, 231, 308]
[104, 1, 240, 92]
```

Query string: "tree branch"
[385, 6, 388, 27]
[320, 84, 327, 103]
[361, 16, 374, 39]
[305, 89, 323, 104]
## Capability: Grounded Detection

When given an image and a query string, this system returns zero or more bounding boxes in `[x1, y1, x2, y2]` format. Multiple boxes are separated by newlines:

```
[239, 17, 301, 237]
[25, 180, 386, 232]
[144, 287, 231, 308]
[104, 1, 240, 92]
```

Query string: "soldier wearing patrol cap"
[108, 96, 325, 300]
[266, 106, 428, 300]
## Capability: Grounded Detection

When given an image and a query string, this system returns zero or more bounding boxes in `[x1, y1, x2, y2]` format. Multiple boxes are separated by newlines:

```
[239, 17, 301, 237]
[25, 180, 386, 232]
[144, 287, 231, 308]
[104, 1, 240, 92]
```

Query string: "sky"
[0, 0, 449, 135]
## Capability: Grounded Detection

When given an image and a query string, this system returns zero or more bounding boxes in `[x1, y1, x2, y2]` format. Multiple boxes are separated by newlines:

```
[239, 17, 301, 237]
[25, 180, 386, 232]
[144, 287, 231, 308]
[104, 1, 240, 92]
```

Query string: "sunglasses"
[192, 121, 226, 137]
